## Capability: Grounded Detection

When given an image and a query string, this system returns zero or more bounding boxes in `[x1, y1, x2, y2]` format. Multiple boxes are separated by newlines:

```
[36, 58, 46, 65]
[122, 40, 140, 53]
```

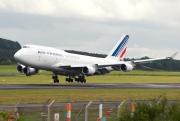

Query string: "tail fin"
[106, 34, 129, 60]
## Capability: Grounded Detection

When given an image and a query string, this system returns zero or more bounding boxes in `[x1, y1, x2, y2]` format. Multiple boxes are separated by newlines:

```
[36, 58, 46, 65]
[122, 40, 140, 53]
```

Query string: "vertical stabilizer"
[106, 34, 129, 60]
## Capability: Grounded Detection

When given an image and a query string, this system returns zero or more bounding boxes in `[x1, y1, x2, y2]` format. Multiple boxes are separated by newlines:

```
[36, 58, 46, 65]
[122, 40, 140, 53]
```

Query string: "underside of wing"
[52, 64, 112, 75]
[50, 60, 134, 77]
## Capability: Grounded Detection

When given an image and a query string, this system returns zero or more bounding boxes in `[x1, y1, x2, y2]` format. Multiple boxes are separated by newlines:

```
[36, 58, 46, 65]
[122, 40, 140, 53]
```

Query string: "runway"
[0, 83, 180, 90]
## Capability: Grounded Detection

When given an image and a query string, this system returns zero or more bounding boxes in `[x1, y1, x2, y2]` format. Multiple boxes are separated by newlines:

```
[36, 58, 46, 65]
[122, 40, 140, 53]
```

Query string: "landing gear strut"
[52, 75, 59, 83]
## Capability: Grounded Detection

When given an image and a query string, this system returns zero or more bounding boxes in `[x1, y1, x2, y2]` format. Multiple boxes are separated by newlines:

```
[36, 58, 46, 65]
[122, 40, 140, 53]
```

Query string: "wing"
[132, 52, 178, 64]
[51, 61, 128, 76]
[51, 52, 177, 76]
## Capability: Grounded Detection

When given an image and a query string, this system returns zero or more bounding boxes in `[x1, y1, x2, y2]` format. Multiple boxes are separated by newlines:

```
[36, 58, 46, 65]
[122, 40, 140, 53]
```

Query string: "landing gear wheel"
[26, 73, 31, 76]
[52, 75, 59, 83]
[70, 78, 73, 82]
[78, 76, 86, 83]
[65, 77, 74, 83]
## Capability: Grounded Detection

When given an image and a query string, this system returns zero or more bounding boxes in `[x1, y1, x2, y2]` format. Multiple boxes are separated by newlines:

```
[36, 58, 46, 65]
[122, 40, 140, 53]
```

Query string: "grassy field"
[0, 89, 179, 104]
[0, 65, 180, 104]
[1, 65, 180, 84]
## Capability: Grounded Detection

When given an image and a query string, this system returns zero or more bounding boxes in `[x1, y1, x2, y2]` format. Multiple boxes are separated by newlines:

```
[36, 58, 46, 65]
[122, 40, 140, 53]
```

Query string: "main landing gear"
[65, 78, 73, 82]
[52, 75, 59, 83]
[75, 75, 86, 83]
[66, 75, 86, 83]
[52, 75, 87, 83]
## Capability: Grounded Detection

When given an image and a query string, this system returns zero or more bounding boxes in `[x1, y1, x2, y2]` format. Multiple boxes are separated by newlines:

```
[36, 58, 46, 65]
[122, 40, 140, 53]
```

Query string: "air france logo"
[38, 50, 80, 59]
[111, 35, 129, 57]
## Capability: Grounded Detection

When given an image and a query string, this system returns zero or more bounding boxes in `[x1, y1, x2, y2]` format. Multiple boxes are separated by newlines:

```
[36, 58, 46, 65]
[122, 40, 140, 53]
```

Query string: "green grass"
[0, 65, 180, 104]
[0, 89, 179, 104]
[0, 65, 180, 84]
[1, 74, 180, 84]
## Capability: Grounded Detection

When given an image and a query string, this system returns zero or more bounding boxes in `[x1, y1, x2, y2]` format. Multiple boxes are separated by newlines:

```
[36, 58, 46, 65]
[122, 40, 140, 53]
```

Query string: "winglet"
[166, 52, 178, 60]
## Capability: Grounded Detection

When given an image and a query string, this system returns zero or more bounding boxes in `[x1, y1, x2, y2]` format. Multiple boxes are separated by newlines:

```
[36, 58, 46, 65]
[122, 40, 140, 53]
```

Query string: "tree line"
[0, 38, 21, 65]
[0, 38, 179, 71]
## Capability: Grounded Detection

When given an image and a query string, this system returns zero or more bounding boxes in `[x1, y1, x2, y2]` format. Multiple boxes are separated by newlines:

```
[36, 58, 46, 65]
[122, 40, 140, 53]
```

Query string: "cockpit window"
[22, 46, 30, 48]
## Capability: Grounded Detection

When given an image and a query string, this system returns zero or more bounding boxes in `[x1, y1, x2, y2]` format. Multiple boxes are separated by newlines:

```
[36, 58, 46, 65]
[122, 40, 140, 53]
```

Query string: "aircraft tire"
[77, 77, 81, 82]
[26, 74, 31, 76]
[53, 75, 58, 80]
[52, 76, 55, 79]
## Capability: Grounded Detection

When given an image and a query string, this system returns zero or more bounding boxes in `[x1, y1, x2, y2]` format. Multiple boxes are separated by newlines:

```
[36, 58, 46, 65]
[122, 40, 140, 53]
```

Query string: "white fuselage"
[13, 34, 171, 83]
[14, 44, 119, 71]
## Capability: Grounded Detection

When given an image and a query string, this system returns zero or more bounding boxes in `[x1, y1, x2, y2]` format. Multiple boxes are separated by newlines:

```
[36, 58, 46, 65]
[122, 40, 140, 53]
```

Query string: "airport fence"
[0, 98, 122, 121]
[0, 96, 180, 121]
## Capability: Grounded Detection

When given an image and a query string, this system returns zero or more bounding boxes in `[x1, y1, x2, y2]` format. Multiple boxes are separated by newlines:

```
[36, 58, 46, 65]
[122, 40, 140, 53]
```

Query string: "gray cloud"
[0, 0, 180, 59]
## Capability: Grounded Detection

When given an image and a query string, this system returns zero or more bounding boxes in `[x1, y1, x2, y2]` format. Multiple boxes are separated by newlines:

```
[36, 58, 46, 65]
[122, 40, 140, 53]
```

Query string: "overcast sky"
[0, 0, 180, 59]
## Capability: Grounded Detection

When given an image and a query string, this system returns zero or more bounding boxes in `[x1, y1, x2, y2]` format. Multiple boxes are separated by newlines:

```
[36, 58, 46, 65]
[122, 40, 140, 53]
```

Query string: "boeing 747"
[14, 34, 176, 83]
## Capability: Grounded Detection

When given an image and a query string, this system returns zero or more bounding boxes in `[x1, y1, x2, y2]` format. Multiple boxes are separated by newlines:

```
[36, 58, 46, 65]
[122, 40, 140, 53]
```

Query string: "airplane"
[14, 34, 177, 83]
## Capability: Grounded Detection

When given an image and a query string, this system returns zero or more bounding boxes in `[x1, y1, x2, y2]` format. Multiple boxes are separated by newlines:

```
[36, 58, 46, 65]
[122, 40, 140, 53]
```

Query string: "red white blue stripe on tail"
[111, 35, 129, 57]
[120, 47, 127, 58]
[106, 34, 129, 60]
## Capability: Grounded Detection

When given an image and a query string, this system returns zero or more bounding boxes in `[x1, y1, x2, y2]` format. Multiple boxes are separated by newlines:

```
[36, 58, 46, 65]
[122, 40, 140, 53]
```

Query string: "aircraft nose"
[14, 50, 22, 62]
[14, 49, 30, 65]
[14, 50, 21, 61]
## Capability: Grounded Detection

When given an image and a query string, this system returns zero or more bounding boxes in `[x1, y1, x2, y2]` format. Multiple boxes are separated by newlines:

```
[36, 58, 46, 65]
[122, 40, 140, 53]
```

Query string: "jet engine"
[17, 65, 25, 73]
[23, 67, 38, 76]
[120, 63, 133, 72]
[82, 66, 96, 76]
[16, 65, 38, 76]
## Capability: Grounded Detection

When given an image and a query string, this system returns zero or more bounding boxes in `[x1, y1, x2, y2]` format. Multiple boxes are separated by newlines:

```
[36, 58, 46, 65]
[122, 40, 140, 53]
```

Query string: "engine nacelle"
[23, 67, 38, 76]
[82, 66, 96, 76]
[120, 63, 133, 72]
[17, 65, 25, 73]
